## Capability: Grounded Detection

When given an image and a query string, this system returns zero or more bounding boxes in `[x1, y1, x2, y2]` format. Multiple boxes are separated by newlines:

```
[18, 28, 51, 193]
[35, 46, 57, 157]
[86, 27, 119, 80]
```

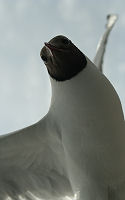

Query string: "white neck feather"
[49, 58, 124, 129]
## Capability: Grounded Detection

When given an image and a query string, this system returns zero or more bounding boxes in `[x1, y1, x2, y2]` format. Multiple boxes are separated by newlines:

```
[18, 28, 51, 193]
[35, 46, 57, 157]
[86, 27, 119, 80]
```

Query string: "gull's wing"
[0, 115, 73, 200]
[93, 14, 118, 73]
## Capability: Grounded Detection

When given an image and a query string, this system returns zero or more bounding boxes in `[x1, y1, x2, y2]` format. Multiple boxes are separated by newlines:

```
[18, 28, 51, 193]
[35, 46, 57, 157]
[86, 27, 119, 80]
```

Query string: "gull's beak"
[44, 42, 63, 52]
[44, 42, 54, 56]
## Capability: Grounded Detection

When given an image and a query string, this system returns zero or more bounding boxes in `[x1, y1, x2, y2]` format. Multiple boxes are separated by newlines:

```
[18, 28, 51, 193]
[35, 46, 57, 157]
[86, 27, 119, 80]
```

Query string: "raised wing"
[0, 115, 73, 200]
[93, 14, 118, 73]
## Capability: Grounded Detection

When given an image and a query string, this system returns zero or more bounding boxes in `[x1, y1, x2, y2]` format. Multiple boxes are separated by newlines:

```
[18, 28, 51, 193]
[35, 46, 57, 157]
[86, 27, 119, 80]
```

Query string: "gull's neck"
[48, 58, 125, 144]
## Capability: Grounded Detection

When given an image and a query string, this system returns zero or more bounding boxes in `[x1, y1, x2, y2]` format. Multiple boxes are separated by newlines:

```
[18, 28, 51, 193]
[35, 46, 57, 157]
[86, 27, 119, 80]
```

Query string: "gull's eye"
[41, 55, 48, 63]
[61, 38, 70, 45]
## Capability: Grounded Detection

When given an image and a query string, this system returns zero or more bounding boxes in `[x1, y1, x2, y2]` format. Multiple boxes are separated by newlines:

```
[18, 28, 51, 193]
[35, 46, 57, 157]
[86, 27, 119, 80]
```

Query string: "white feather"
[94, 14, 118, 72]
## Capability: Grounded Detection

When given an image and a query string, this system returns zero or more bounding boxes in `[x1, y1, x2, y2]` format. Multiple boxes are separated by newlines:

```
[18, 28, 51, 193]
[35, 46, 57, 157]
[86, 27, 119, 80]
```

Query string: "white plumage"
[94, 14, 118, 72]
[0, 15, 125, 200]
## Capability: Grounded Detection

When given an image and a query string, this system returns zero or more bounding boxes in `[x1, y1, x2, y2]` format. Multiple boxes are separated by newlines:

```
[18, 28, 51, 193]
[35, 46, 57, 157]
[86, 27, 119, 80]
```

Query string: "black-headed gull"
[0, 34, 125, 200]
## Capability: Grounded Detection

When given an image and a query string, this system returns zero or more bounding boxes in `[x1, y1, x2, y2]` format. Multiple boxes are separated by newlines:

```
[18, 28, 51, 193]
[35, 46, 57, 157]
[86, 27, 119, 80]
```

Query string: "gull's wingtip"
[106, 14, 118, 28]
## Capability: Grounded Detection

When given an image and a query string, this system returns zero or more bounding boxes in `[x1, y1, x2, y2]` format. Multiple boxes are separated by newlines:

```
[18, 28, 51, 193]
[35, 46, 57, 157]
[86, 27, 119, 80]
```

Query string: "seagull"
[0, 34, 125, 200]
[94, 14, 118, 73]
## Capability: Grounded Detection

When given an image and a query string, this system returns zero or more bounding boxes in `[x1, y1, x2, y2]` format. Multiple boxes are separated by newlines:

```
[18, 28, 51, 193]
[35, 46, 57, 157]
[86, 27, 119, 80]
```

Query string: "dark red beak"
[44, 42, 63, 52]
[45, 42, 56, 51]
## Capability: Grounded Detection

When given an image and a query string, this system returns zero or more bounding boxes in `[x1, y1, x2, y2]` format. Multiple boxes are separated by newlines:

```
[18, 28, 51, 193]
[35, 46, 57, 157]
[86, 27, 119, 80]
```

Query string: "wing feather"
[0, 115, 73, 200]
[94, 14, 118, 72]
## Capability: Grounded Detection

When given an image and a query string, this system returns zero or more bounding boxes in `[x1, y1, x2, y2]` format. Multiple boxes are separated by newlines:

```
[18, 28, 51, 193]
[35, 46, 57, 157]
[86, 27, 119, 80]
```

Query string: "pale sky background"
[0, 0, 125, 135]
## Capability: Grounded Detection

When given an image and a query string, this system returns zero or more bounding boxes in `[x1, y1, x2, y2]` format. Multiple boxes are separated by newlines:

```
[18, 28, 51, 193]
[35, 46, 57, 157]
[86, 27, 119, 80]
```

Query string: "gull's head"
[40, 35, 87, 81]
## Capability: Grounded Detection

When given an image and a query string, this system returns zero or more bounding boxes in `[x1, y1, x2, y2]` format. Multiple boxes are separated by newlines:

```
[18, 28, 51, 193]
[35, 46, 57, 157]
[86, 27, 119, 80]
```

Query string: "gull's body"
[49, 57, 125, 200]
[0, 34, 125, 200]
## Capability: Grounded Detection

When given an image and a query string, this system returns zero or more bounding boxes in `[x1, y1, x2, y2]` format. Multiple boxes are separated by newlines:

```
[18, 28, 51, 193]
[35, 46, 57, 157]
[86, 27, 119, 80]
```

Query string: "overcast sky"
[0, 0, 125, 135]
